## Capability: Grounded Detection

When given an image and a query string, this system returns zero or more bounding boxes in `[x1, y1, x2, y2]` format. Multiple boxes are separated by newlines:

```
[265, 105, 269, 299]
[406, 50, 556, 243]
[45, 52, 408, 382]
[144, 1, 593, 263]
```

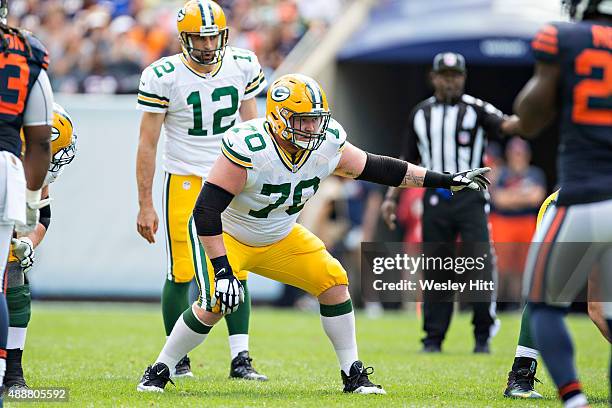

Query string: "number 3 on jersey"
[187, 86, 239, 136]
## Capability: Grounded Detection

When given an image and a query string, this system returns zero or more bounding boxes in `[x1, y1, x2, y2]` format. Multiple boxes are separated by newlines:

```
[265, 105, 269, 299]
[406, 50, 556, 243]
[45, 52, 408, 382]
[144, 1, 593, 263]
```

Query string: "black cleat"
[4, 349, 28, 391]
[474, 342, 490, 354]
[341, 361, 386, 394]
[504, 367, 542, 399]
[420, 344, 442, 353]
[137, 362, 174, 393]
[229, 351, 268, 381]
[172, 355, 193, 378]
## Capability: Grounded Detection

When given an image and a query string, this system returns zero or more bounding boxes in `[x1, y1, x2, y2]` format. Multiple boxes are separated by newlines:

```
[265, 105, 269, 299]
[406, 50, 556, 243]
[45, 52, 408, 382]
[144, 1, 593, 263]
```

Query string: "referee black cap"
[432, 52, 466, 73]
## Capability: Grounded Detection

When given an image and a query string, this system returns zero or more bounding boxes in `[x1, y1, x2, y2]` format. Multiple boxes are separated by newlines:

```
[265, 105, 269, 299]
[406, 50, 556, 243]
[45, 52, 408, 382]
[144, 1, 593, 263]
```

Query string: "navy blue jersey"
[532, 21, 612, 205]
[0, 30, 49, 157]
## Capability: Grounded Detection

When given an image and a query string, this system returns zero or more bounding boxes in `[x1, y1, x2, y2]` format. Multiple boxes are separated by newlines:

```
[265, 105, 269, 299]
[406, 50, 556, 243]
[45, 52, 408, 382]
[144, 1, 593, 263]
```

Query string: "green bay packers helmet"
[177, 0, 228, 65]
[49, 103, 77, 173]
[266, 74, 331, 151]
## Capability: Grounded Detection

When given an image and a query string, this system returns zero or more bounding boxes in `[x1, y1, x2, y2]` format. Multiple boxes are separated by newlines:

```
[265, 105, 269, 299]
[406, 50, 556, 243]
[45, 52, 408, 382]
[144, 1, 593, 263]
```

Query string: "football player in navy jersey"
[505, 0, 612, 406]
[0, 0, 53, 392]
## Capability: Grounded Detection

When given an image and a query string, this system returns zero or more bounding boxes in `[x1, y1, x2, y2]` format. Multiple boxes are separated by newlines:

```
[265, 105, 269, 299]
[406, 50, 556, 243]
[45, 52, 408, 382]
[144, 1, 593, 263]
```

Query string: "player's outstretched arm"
[334, 142, 490, 192]
[194, 155, 247, 314]
[136, 111, 164, 243]
[510, 61, 560, 137]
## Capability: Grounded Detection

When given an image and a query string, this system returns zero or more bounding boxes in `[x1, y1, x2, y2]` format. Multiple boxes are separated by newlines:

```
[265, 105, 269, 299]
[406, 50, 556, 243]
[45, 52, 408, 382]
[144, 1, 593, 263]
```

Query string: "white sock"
[515, 345, 539, 359]
[321, 311, 358, 375]
[564, 393, 588, 408]
[0, 358, 5, 384]
[156, 314, 209, 369]
[228, 334, 249, 359]
[7, 327, 27, 350]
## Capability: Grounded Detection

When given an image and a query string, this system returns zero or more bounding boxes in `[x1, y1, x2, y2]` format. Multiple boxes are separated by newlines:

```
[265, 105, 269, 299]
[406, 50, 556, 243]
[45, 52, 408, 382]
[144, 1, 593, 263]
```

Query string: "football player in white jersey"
[136, 0, 267, 380]
[3, 103, 77, 391]
[137, 74, 491, 394]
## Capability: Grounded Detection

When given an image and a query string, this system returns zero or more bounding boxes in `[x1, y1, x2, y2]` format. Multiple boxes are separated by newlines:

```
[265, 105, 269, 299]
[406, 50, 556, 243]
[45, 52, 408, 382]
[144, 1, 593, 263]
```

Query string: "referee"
[382, 52, 518, 353]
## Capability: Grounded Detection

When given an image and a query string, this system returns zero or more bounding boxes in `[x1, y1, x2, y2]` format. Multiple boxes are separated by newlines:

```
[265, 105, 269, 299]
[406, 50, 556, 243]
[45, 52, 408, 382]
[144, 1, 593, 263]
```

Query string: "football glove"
[449, 167, 491, 193]
[11, 237, 35, 273]
[15, 189, 52, 234]
[210, 255, 244, 315]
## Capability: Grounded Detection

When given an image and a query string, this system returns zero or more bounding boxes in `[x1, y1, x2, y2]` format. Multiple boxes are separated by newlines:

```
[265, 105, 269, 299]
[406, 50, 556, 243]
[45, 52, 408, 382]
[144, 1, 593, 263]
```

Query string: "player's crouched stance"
[137, 74, 491, 395]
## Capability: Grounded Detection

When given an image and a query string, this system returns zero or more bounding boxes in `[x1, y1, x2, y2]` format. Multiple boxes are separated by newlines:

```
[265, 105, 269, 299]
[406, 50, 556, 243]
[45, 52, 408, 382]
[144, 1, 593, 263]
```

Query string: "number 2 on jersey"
[572, 49, 612, 126]
[187, 86, 239, 136]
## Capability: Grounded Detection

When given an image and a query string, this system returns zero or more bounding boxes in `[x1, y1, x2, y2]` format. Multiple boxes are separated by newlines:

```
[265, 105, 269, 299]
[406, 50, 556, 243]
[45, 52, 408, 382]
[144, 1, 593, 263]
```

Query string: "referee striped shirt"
[403, 94, 504, 173]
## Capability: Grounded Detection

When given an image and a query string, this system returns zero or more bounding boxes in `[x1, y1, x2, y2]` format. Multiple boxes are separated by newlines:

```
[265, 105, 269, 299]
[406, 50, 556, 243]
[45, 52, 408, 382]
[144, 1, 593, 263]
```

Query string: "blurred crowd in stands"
[7, 0, 342, 94]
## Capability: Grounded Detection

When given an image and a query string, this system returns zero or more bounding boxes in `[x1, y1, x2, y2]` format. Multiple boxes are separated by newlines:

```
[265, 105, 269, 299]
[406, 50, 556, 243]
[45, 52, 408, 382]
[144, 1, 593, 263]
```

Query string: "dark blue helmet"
[563, 0, 612, 20]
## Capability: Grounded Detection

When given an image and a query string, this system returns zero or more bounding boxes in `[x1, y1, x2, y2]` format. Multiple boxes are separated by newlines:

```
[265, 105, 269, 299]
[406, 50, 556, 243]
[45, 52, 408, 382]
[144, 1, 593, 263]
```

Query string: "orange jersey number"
[572, 49, 612, 126]
[0, 52, 30, 117]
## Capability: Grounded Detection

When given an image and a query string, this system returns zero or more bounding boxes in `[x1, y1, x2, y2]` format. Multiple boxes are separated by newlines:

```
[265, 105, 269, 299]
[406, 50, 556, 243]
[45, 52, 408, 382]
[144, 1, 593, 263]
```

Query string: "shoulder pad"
[325, 118, 347, 152]
[228, 47, 257, 64]
[144, 56, 179, 82]
[23, 31, 49, 69]
[531, 22, 562, 62]
[221, 123, 263, 169]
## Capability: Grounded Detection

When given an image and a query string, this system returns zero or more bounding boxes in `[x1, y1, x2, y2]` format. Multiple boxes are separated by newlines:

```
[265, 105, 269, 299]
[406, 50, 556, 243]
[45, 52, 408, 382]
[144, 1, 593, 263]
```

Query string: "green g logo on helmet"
[271, 86, 290, 102]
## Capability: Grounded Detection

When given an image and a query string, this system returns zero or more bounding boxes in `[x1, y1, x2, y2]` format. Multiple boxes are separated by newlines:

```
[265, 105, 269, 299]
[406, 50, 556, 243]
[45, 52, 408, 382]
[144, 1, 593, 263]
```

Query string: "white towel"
[0, 151, 26, 225]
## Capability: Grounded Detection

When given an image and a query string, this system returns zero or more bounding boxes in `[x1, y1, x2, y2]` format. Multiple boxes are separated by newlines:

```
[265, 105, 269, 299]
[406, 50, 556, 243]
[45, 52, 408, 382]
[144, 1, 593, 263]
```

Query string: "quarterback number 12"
[248, 178, 321, 218]
[187, 86, 239, 136]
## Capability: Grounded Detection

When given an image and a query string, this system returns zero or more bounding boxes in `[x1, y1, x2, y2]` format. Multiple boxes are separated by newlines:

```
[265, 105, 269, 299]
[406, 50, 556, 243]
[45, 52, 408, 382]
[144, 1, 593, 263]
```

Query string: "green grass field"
[12, 302, 610, 407]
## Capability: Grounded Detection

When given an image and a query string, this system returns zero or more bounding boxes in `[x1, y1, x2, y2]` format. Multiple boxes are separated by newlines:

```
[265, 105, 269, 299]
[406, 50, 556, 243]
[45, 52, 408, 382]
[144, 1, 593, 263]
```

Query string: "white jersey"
[137, 47, 266, 177]
[220, 117, 347, 246]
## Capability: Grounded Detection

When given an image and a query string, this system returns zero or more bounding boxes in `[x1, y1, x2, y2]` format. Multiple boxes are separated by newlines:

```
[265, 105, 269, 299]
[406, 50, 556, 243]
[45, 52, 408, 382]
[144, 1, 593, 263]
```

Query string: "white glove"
[14, 189, 52, 234]
[450, 167, 491, 193]
[11, 237, 35, 273]
[210, 256, 244, 315]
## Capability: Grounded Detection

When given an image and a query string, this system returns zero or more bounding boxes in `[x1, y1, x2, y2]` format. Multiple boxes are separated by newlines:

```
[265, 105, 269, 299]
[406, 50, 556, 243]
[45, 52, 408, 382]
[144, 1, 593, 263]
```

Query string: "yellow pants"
[187, 222, 349, 312]
[163, 173, 250, 283]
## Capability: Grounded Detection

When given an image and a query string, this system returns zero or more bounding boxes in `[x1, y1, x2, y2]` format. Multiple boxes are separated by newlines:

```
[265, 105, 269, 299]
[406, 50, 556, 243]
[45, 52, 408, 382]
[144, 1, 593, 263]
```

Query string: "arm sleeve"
[193, 182, 234, 236]
[23, 69, 54, 126]
[221, 130, 254, 169]
[480, 101, 504, 136]
[39, 202, 51, 229]
[242, 52, 267, 99]
[402, 108, 420, 163]
[137, 65, 170, 113]
[531, 23, 560, 63]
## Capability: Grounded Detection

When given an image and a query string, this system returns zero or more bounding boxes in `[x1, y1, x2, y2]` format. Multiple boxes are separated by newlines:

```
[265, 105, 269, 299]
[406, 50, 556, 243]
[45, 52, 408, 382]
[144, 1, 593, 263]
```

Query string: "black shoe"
[4, 349, 28, 390]
[173, 355, 193, 378]
[341, 361, 386, 394]
[474, 342, 490, 354]
[504, 366, 542, 399]
[229, 351, 268, 381]
[420, 344, 442, 353]
[137, 362, 174, 393]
